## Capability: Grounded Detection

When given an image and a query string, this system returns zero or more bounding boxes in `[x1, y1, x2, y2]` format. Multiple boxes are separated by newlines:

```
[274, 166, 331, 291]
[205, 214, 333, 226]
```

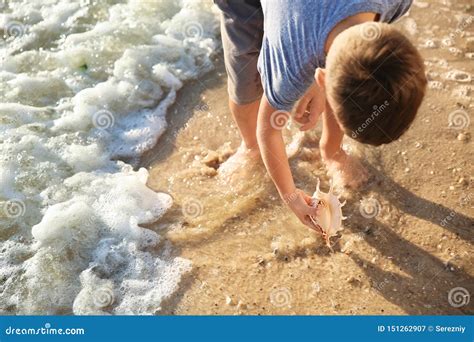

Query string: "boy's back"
[258, 0, 413, 111]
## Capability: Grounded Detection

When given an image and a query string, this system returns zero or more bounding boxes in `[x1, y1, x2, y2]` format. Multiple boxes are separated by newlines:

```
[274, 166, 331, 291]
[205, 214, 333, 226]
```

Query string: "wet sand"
[141, 0, 474, 315]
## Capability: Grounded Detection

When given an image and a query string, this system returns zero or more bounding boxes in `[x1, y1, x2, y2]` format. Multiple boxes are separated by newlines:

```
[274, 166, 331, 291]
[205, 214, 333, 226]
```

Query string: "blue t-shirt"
[257, 0, 413, 111]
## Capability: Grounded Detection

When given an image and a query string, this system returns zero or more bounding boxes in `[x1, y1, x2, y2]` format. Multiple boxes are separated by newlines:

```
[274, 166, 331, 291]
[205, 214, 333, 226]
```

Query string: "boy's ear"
[315, 68, 326, 89]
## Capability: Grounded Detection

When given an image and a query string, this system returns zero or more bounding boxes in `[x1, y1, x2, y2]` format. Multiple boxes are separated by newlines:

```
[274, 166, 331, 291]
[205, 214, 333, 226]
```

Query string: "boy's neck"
[324, 12, 379, 54]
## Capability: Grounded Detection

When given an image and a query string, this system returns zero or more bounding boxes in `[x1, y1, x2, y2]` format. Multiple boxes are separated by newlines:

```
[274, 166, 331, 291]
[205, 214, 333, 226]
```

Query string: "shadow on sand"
[343, 162, 473, 314]
[367, 163, 473, 244]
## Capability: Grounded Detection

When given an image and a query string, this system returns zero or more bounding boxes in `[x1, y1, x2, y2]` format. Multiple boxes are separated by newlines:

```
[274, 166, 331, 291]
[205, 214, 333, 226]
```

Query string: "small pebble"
[441, 37, 454, 47]
[414, 1, 429, 9]
[225, 296, 236, 306]
[449, 186, 455, 191]
[422, 39, 437, 49]
[448, 47, 463, 56]
[457, 133, 469, 142]
[237, 301, 247, 310]
[428, 81, 444, 90]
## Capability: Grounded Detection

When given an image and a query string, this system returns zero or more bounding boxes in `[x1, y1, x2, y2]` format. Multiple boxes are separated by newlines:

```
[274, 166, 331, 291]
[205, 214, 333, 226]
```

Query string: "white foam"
[0, 0, 219, 314]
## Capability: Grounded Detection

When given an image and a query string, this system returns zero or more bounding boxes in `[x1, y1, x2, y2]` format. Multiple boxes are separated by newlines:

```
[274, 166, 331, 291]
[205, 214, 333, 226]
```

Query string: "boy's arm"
[256, 95, 319, 229]
[293, 80, 326, 131]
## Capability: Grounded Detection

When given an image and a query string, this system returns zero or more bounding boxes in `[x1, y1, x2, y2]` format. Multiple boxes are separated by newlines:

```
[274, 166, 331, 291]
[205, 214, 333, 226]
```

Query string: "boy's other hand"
[294, 82, 325, 131]
[284, 189, 320, 231]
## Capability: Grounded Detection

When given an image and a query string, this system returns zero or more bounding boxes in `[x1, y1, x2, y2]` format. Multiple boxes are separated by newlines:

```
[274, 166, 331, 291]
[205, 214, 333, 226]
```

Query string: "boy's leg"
[216, 0, 264, 156]
[320, 109, 368, 188]
[229, 98, 260, 153]
[320, 109, 345, 162]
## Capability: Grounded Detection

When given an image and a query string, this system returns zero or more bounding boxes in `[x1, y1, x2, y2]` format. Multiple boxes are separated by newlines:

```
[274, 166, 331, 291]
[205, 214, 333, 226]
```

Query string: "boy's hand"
[256, 96, 320, 232]
[284, 189, 320, 231]
[293, 81, 326, 131]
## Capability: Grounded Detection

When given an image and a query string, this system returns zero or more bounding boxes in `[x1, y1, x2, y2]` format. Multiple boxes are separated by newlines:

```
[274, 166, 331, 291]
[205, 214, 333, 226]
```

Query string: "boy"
[215, 0, 427, 229]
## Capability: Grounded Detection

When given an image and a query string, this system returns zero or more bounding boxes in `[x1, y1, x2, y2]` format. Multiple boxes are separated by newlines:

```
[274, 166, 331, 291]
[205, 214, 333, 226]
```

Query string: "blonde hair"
[326, 22, 427, 145]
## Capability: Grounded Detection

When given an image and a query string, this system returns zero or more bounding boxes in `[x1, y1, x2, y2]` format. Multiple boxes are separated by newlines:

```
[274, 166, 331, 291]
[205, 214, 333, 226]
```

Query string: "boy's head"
[320, 22, 427, 146]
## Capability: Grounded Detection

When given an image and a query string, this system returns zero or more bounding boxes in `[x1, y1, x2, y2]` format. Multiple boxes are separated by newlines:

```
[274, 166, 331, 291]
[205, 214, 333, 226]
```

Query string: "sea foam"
[0, 0, 219, 314]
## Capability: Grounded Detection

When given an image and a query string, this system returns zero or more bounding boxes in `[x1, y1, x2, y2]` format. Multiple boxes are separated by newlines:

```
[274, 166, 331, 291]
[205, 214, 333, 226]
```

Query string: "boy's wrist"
[280, 188, 298, 206]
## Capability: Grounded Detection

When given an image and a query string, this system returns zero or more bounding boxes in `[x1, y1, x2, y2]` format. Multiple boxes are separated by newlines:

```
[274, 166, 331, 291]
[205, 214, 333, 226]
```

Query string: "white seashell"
[308, 178, 345, 248]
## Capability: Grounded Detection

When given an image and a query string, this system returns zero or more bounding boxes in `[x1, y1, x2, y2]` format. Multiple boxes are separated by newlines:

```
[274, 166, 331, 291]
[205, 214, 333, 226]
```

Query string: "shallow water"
[143, 0, 473, 315]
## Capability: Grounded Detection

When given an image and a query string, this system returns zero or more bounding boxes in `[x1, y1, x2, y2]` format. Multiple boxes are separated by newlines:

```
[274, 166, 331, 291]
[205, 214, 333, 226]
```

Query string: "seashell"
[308, 178, 346, 249]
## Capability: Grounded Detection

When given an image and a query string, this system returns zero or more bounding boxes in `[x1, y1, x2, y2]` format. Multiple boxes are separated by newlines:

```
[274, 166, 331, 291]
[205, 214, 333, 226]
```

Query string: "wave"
[0, 0, 220, 314]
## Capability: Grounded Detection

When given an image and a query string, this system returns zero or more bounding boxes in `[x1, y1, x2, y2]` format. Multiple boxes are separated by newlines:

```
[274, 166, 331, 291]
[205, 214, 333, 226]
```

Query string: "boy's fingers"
[305, 204, 319, 217]
[299, 192, 313, 205]
[294, 97, 311, 120]
[305, 217, 323, 234]
[300, 104, 322, 131]
[302, 216, 316, 230]
[299, 114, 319, 131]
[294, 115, 309, 125]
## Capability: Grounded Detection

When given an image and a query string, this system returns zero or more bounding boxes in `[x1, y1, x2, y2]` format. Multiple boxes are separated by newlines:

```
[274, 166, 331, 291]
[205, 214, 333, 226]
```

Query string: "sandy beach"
[142, 0, 473, 315]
